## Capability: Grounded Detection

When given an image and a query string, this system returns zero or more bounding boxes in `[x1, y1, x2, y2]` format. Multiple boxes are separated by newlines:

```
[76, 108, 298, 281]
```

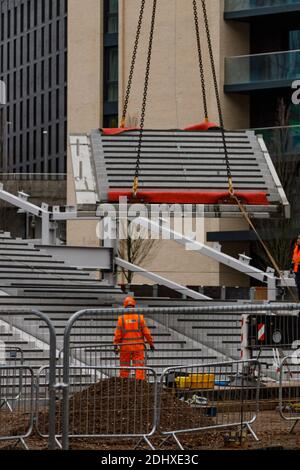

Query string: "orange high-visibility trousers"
[120, 350, 145, 380]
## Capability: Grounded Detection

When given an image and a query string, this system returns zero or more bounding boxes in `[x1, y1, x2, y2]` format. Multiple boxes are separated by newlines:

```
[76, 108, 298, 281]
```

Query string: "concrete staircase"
[0, 233, 229, 380]
[1, 232, 295, 390]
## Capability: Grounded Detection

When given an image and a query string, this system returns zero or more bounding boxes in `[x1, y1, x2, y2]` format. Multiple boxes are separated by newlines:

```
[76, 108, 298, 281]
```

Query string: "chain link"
[121, 0, 146, 128]
[200, 0, 233, 194]
[192, 0, 208, 120]
[133, 0, 158, 196]
[200, 1, 288, 282]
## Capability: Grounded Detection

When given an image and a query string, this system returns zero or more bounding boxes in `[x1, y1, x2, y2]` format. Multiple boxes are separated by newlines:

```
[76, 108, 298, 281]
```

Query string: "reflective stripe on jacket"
[293, 245, 300, 273]
[114, 313, 154, 351]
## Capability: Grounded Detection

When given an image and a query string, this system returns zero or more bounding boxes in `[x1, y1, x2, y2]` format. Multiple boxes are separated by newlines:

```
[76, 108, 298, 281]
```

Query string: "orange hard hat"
[123, 296, 136, 308]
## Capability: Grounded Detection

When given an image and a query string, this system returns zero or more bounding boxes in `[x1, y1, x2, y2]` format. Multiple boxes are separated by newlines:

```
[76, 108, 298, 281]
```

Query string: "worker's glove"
[150, 345, 155, 352]
[114, 346, 119, 355]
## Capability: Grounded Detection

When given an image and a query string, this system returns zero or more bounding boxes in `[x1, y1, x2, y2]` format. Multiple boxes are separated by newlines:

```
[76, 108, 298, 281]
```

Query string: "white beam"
[0, 184, 46, 217]
[115, 257, 212, 301]
[132, 217, 277, 284]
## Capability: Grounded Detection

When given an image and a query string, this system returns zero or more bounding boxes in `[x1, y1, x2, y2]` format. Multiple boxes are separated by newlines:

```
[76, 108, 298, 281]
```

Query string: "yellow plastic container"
[175, 376, 191, 389]
[189, 373, 215, 389]
[175, 374, 215, 389]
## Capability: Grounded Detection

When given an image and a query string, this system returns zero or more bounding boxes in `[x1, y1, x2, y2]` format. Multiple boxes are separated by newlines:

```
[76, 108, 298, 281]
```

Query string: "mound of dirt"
[1, 378, 299, 450]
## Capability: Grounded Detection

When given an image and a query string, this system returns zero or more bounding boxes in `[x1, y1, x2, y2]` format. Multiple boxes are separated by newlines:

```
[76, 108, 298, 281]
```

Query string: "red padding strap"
[108, 190, 269, 205]
[101, 121, 219, 136]
[101, 127, 139, 136]
[183, 121, 219, 131]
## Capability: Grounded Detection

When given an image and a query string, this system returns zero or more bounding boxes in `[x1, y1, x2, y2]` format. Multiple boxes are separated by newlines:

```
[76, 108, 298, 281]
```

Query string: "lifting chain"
[192, 0, 208, 121]
[133, 0, 158, 197]
[198, 0, 295, 299]
[200, 0, 234, 195]
[121, 0, 146, 128]
[200, 0, 294, 296]
[234, 196, 298, 302]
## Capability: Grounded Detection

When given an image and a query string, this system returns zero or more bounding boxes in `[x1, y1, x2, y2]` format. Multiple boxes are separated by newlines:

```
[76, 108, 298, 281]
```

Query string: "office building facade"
[1, 0, 299, 286]
[224, 0, 300, 268]
[0, 0, 67, 174]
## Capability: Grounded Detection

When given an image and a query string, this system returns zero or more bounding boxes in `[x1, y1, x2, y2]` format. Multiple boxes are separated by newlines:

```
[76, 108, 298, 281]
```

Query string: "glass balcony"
[225, 0, 300, 19]
[253, 125, 300, 225]
[254, 125, 300, 159]
[225, 50, 300, 91]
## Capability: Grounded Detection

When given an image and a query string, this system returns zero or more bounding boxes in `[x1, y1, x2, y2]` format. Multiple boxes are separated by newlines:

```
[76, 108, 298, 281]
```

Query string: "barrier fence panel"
[61, 304, 300, 450]
[0, 348, 24, 412]
[279, 355, 300, 435]
[4, 347, 24, 366]
[158, 360, 260, 450]
[38, 365, 157, 450]
[0, 308, 57, 450]
[58, 343, 147, 370]
[0, 366, 34, 450]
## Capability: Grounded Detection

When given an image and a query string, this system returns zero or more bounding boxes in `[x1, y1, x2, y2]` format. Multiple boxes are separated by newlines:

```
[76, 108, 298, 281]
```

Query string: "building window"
[57, 0, 61, 17]
[289, 30, 300, 50]
[20, 36, 23, 65]
[14, 7, 18, 36]
[20, 4, 24, 32]
[105, 0, 118, 34]
[7, 9, 11, 38]
[42, 0, 46, 23]
[49, 23, 52, 53]
[27, 1, 31, 29]
[105, 47, 118, 102]
[103, 0, 119, 127]
[1, 13, 4, 41]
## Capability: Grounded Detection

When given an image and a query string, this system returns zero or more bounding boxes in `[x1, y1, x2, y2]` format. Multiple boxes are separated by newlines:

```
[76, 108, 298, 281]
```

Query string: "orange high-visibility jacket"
[293, 245, 300, 273]
[114, 314, 154, 351]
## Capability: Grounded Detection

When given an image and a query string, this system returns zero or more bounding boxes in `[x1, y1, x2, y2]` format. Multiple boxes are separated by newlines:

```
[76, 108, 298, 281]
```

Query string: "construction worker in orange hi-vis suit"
[292, 234, 300, 300]
[114, 296, 155, 380]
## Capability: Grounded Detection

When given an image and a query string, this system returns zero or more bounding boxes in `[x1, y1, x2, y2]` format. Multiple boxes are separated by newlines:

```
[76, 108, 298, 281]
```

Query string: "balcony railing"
[225, 0, 300, 19]
[225, 50, 300, 91]
[253, 125, 300, 159]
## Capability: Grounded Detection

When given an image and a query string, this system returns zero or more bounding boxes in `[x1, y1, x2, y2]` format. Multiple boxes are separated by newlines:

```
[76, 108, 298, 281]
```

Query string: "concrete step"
[6, 281, 119, 288]
[12, 305, 117, 314]
[0, 273, 99, 281]
[19, 291, 104, 298]
[0, 297, 107, 305]
[0, 248, 47, 254]
[0, 267, 92, 275]
[0, 240, 32, 246]
[21, 288, 117, 295]
[0, 257, 67, 264]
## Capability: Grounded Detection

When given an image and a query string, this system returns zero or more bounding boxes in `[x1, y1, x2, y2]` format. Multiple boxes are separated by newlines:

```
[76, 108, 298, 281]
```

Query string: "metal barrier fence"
[158, 360, 260, 450]
[61, 303, 300, 449]
[0, 348, 24, 411]
[58, 343, 148, 371]
[0, 308, 57, 450]
[4, 347, 24, 365]
[0, 366, 34, 450]
[37, 365, 157, 450]
[279, 355, 300, 434]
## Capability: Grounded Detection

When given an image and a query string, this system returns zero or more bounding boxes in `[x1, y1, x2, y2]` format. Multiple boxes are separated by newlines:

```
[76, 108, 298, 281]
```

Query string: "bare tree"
[252, 98, 299, 271]
[118, 221, 158, 284]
